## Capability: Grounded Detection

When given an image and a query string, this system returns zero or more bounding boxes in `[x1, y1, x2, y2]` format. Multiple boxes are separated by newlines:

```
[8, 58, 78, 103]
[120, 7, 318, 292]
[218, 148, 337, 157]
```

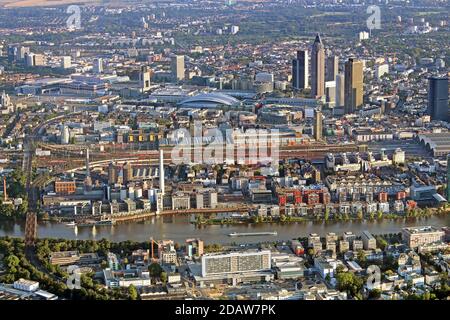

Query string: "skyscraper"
[139, 66, 151, 93]
[326, 55, 339, 82]
[344, 58, 364, 114]
[61, 56, 72, 69]
[108, 162, 117, 185]
[93, 58, 103, 73]
[311, 34, 325, 98]
[314, 109, 323, 141]
[335, 73, 345, 108]
[123, 162, 133, 185]
[171, 55, 185, 81]
[447, 154, 450, 202]
[292, 50, 309, 90]
[427, 76, 449, 122]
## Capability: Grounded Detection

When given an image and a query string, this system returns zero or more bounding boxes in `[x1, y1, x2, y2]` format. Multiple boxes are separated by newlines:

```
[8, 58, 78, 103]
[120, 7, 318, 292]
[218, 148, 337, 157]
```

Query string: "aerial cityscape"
[0, 0, 449, 303]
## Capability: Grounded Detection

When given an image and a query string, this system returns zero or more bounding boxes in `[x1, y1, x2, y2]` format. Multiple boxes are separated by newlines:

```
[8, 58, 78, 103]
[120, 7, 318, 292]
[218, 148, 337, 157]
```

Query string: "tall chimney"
[159, 149, 165, 195]
[85, 148, 90, 177]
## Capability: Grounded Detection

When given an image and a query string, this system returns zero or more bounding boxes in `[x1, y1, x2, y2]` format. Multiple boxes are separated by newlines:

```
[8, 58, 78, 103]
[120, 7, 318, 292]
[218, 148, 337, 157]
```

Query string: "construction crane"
[149, 237, 160, 262]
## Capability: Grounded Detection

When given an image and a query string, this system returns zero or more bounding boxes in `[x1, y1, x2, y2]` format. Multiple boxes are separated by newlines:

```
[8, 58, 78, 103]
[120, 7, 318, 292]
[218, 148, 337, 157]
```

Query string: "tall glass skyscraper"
[428, 77, 449, 122]
[311, 34, 325, 98]
[344, 58, 364, 114]
[292, 50, 309, 90]
[447, 154, 450, 202]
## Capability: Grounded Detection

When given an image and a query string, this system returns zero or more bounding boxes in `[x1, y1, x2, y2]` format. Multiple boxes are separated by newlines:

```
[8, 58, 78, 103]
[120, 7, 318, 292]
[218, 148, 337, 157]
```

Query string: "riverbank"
[1, 213, 448, 244]
[193, 211, 450, 226]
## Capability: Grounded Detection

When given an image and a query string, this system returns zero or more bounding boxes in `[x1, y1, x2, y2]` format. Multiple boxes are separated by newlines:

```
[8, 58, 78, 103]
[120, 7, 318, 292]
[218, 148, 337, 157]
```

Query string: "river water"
[0, 215, 448, 244]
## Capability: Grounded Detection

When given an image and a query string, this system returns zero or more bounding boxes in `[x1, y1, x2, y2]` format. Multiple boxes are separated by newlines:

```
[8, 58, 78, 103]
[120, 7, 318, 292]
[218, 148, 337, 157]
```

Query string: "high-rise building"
[108, 162, 117, 185]
[139, 66, 151, 93]
[201, 250, 271, 277]
[335, 73, 345, 108]
[61, 125, 70, 144]
[344, 58, 364, 114]
[171, 55, 185, 81]
[292, 50, 309, 90]
[25, 53, 45, 67]
[447, 154, 450, 202]
[427, 77, 449, 122]
[61, 56, 72, 69]
[325, 80, 336, 107]
[123, 162, 133, 184]
[326, 55, 339, 82]
[314, 109, 323, 141]
[93, 58, 103, 73]
[311, 34, 325, 98]
[186, 238, 204, 257]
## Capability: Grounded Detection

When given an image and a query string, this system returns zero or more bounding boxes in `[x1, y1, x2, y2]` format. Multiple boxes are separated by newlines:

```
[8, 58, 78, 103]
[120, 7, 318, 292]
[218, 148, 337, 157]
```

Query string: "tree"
[336, 272, 364, 297]
[148, 263, 162, 278]
[356, 250, 366, 264]
[336, 265, 345, 275]
[5, 254, 20, 271]
[324, 208, 329, 221]
[160, 271, 168, 284]
[357, 210, 363, 220]
[377, 211, 383, 220]
[368, 289, 381, 299]
[128, 284, 138, 300]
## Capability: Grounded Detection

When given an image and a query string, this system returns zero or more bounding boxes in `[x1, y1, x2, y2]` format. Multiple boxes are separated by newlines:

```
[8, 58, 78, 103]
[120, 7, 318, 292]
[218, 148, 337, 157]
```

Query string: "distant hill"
[0, 0, 102, 8]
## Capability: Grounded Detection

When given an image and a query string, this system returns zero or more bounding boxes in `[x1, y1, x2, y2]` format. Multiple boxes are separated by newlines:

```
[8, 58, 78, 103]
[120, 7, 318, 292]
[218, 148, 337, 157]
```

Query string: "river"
[0, 214, 448, 244]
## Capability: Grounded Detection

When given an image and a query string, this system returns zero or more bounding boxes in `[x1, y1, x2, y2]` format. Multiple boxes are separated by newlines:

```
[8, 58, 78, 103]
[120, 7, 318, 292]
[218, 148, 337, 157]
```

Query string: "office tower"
[311, 34, 325, 98]
[7, 46, 17, 62]
[325, 80, 336, 107]
[123, 162, 133, 184]
[447, 154, 450, 202]
[24, 53, 45, 67]
[61, 125, 70, 144]
[314, 109, 323, 141]
[139, 66, 151, 93]
[427, 77, 449, 122]
[26, 53, 35, 67]
[186, 238, 204, 257]
[0, 91, 11, 107]
[18, 46, 30, 60]
[171, 55, 185, 81]
[335, 73, 345, 108]
[344, 58, 364, 114]
[61, 56, 72, 69]
[93, 58, 103, 73]
[326, 55, 339, 82]
[108, 162, 117, 185]
[7, 45, 29, 62]
[201, 250, 271, 277]
[159, 149, 165, 195]
[292, 50, 309, 90]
